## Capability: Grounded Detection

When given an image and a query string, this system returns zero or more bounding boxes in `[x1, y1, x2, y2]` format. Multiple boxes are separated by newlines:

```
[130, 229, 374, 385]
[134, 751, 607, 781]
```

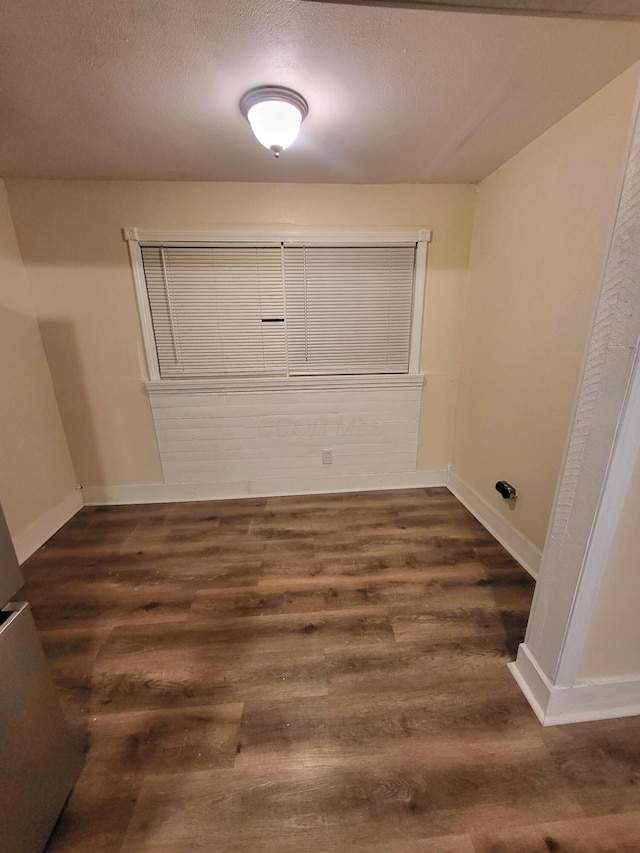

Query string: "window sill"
[145, 374, 424, 395]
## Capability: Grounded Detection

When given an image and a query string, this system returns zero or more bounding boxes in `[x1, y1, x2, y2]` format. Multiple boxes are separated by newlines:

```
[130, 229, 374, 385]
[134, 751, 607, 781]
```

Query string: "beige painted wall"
[5, 181, 475, 490]
[451, 64, 640, 552]
[577, 447, 640, 681]
[0, 179, 77, 542]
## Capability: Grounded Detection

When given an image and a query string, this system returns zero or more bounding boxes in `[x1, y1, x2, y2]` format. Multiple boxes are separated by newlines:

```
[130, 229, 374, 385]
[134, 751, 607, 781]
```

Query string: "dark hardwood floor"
[18, 487, 640, 852]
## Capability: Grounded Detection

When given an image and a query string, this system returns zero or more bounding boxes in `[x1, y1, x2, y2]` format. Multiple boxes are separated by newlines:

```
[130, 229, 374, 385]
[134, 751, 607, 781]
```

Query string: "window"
[126, 229, 430, 383]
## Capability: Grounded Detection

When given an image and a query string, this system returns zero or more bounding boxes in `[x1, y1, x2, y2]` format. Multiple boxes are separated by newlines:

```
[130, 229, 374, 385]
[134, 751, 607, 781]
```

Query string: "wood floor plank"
[38, 626, 113, 723]
[122, 736, 582, 852]
[235, 682, 539, 765]
[27, 580, 194, 629]
[191, 583, 388, 618]
[540, 718, 640, 816]
[391, 600, 531, 646]
[82, 703, 244, 776]
[44, 772, 141, 853]
[91, 637, 329, 712]
[190, 567, 525, 620]
[326, 641, 517, 702]
[471, 811, 640, 852]
[344, 835, 476, 853]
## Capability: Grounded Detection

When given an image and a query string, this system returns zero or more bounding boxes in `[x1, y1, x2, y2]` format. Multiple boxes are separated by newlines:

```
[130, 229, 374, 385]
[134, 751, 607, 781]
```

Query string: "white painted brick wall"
[149, 386, 422, 489]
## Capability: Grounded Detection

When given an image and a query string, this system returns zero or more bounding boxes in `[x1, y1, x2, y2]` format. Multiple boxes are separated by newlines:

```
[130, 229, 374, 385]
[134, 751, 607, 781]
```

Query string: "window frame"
[125, 226, 431, 388]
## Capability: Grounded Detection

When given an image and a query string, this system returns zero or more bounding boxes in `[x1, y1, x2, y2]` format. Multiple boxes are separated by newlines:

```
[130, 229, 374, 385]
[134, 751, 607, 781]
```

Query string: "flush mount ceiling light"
[240, 85, 309, 158]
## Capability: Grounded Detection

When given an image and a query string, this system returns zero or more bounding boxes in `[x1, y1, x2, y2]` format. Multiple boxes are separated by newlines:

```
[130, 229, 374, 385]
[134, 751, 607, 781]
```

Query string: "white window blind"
[138, 240, 419, 380]
[141, 246, 286, 378]
[283, 246, 416, 375]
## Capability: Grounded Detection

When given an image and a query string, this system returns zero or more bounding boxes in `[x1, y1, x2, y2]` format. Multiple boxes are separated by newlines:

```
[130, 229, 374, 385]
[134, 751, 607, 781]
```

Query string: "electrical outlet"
[322, 448, 332, 465]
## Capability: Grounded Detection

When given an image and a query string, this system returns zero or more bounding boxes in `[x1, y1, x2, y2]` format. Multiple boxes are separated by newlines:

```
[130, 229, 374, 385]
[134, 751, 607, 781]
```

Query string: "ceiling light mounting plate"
[240, 85, 309, 121]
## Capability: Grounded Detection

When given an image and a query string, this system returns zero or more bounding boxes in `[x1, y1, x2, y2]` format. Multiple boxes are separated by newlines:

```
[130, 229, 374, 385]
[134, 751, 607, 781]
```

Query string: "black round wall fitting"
[496, 481, 517, 500]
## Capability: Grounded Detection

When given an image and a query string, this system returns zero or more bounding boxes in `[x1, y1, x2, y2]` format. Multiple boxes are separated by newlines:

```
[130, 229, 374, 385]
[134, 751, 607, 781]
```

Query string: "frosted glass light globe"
[246, 100, 303, 156]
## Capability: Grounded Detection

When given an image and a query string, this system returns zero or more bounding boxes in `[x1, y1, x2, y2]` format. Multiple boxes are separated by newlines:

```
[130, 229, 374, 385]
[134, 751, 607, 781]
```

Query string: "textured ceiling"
[1, 0, 640, 183]
[301, 0, 640, 19]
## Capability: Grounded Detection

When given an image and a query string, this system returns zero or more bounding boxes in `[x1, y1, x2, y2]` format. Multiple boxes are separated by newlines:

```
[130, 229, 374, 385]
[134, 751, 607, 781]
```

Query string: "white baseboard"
[13, 490, 83, 564]
[447, 471, 541, 579]
[510, 643, 640, 725]
[508, 642, 551, 724]
[81, 469, 449, 506]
